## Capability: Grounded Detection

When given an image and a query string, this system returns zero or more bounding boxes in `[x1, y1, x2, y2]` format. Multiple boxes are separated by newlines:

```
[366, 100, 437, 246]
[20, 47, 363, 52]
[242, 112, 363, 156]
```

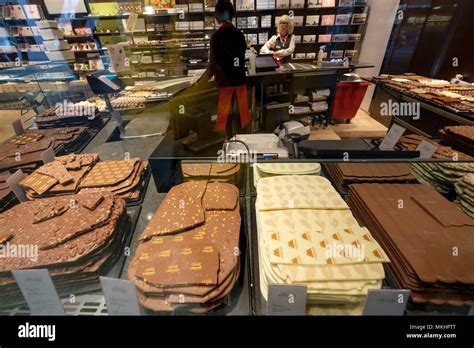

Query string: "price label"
[12, 269, 65, 315]
[12, 118, 25, 136]
[268, 284, 307, 316]
[100, 277, 140, 316]
[41, 147, 55, 164]
[363, 289, 410, 316]
[6, 169, 28, 202]
[379, 124, 406, 150]
[416, 140, 438, 159]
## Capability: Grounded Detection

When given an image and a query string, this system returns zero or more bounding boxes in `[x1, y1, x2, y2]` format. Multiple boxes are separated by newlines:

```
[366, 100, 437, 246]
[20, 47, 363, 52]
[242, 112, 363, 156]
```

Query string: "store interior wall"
[356, 0, 400, 113]
[381, 0, 474, 81]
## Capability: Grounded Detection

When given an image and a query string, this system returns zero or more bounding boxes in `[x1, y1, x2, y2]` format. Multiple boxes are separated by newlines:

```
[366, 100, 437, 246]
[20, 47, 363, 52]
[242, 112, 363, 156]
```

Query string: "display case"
[0, 2, 473, 344]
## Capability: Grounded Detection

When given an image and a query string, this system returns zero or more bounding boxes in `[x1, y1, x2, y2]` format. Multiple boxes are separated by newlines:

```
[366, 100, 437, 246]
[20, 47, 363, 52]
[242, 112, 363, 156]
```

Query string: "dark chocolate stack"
[348, 183, 474, 306]
[128, 181, 241, 313]
[35, 105, 100, 129]
[324, 163, 415, 193]
[440, 126, 474, 157]
[0, 192, 129, 298]
[0, 127, 89, 172]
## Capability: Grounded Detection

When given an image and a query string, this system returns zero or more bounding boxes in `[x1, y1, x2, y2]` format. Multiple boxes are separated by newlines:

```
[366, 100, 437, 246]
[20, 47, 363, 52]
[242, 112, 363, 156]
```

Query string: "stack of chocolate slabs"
[20, 154, 99, 199]
[253, 163, 321, 188]
[408, 162, 474, 194]
[0, 127, 89, 172]
[347, 183, 474, 306]
[78, 158, 149, 202]
[34, 104, 99, 129]
[394, 134, 471, 160]
[256, 176, 390, 315]
[455, 173, 474, 218]
[440, 126, 474, 157]
[128, 181, 241, 313]
[181, 163, 240, 185]
[0, 172, 17, 213]
[20, 154, 148, 203]
[0, 192, 129, 298]
[324, 163, 415, 193]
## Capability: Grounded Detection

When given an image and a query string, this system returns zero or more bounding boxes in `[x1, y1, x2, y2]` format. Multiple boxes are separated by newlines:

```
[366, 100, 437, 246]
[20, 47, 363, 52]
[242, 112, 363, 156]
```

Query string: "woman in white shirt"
[260, 15, 295, 63]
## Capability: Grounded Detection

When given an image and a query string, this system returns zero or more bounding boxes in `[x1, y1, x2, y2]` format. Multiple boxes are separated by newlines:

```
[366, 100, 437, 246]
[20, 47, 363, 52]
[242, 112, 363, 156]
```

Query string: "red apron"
[215, 21, 251, 131]
[217, 84, 251, 130]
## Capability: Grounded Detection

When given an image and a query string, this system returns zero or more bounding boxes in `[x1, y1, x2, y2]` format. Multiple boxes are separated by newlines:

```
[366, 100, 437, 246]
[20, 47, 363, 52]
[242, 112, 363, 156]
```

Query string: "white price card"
[268, 284, 307, 316]
[468, 306, 474, 316]
[12, 269, 65, 315]
[363, 289, 410, 316]
[100, 277, 140, 316]
[416, 140, 438, 159]
[6, 169, 27, 202]
[379, 123, 406, 150]
[12, 118, 25, 136]
[41, 147, 55, 164]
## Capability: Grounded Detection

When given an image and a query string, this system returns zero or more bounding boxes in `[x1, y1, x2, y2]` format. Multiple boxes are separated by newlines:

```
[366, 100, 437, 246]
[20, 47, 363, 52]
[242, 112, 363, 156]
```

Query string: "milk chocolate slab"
[134, 235, 219, 287]
[181, 163, 211, 177]
[129, 182, 241, 312]
[36, 160, 74, 184]
[0, 194, 125, 274]
[141, 181, 207, 239]
[202, 182, 239, 211]
[79, 159, 139, 188]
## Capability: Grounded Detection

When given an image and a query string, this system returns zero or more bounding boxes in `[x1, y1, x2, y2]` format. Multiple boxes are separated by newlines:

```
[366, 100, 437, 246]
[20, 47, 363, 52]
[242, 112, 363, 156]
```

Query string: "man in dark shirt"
[208, 0, 251, 137]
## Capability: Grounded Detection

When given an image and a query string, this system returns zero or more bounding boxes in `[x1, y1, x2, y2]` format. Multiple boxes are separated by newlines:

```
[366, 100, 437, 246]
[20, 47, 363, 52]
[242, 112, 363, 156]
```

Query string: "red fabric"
[217, 84, 251, 130]
[330, 82, 371, 120]
[218, 22, 234, 30]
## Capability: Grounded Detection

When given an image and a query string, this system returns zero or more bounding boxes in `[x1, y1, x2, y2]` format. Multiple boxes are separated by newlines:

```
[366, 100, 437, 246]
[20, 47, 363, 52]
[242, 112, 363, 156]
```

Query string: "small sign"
[268, 284, 307, 315]
[379, 124, 406, 150]
[12, 118, 25, 136]
[36, 105, 46, 115]
[363, 289, 410, 316]
[125, 13, 139, 32]
[468, 306, 474, 316]
[12, 269, 65, 315]
[108, 44, 128, 73]
[6, 170, 27, 202]
[41, 147, 55, 164]
[416, 140, 438, 159]
[100, 277, 140, 316]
